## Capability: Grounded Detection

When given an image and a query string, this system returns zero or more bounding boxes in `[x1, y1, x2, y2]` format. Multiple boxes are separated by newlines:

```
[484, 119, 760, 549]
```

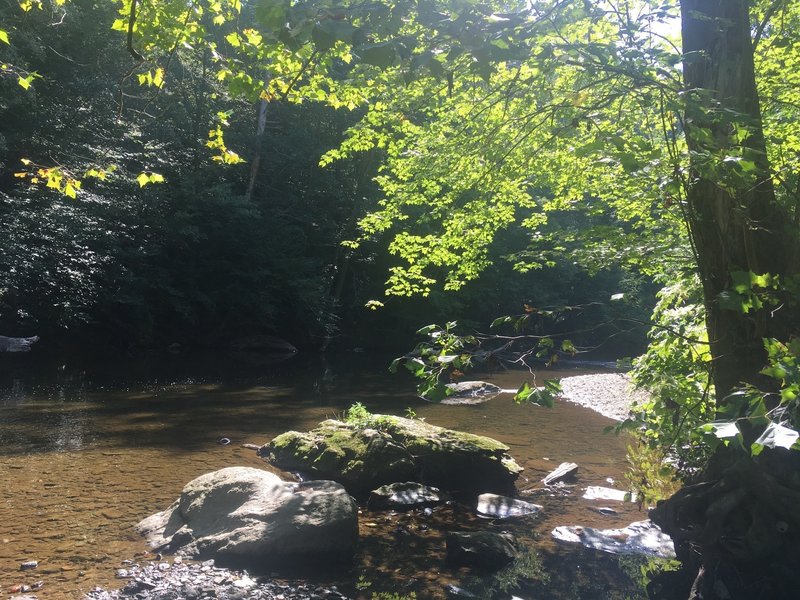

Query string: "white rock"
[582, 486, 636, 502]
[552, 520, 674, 558]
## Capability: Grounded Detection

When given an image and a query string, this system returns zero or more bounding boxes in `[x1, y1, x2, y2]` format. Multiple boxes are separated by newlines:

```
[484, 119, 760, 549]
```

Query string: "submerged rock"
[439, 381, 503, 405]
[476, 493, 542, 519]
[551, 520, 675, 558]
[367, 482, 449, 510]
[446, 531, 518, 569]
[260, 416, 522, 496]
[136, 467, 358, 570]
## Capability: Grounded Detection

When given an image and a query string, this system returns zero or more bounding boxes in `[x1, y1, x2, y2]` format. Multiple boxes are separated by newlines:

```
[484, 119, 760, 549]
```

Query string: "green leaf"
[490, 316, 512, 328]
[514, 379, 559, 407]
[419, 381, 450, 402]
[136, 173, 150, 187]
[311, 24, 337, 52]
[313, 20, 357, 52]
[0, 30, 9, 45]
[254, 0, 288, 31]
[225, 32, 241, 47]
[358, 42, 396, 69]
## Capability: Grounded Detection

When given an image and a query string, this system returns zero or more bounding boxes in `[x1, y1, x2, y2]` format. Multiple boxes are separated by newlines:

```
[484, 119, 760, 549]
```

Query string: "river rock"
[542, 462, 578, 485]
[446, 531, 518, 569]
[476, 493, 542, 519]
[439, 381, 503, 405]
[551, 520, 675, 558]
[367, 482, 449, 510]
[582, 486, 636, 502]
[260, 416, 522, 496]
[135, 467, 358, 570]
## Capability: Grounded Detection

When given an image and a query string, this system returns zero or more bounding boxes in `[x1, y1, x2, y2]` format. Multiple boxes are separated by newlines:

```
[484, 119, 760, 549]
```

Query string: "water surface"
[0, 352, 648, 599]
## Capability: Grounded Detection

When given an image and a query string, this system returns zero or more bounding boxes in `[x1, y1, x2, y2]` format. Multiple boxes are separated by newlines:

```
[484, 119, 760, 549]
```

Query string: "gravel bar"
[558, 373, 649, 421]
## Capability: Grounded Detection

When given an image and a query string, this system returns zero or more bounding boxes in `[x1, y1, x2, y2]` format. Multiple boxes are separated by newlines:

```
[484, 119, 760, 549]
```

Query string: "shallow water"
[0, 352, 649, 599]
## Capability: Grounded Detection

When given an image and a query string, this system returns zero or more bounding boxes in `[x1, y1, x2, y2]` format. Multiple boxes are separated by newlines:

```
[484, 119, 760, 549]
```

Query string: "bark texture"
[651, 4, 800, 599]
[681, 0, 794, 398]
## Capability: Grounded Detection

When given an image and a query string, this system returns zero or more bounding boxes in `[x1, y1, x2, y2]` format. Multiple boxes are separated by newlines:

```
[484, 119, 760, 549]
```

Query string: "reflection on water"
[0, 351, 648, 599]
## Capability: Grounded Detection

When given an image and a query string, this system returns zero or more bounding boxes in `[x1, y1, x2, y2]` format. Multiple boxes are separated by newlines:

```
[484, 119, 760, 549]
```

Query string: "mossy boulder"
[258, 416, 522, 497]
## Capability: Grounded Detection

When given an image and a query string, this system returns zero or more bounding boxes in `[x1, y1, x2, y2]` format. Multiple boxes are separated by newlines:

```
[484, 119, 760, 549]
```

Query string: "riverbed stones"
[135, 467, 358, 570]
[476, 493, 542, 519]
[551, 520, 675, 559]
[446, 531, 518, 569]
[85, 560, 351, 600]
[367, 482, 449, 510]
[260, 416, 522, 496]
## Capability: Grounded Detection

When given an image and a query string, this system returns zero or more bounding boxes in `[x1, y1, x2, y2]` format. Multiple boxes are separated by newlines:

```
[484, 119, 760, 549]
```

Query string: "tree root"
[650, 448, 800, 599]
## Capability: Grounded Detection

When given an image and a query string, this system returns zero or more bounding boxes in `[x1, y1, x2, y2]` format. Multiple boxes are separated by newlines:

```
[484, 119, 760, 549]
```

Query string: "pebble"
[84, 560, 351, 600]
[20, 560, 39, 571]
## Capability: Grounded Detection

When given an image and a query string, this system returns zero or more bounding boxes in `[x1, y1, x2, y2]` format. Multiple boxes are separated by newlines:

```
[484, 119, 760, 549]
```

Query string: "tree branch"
[127, 0, 145, 63]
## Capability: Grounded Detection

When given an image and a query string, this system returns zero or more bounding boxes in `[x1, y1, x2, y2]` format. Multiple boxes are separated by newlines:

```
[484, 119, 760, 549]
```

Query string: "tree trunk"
[650, 6, 800, 599]
[680, 0, 793, 400]
[245, 95, 269, 202]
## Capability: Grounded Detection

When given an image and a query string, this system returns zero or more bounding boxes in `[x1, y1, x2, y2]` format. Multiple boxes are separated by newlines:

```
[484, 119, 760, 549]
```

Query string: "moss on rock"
[259, 415, 522, 497]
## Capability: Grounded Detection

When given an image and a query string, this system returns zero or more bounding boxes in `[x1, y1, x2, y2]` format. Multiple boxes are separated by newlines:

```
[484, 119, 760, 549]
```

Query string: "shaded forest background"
[0, 0, 654, 356]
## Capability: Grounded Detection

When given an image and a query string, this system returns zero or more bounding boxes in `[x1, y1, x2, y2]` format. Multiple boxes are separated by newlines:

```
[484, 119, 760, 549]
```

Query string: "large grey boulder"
[136, 467, 358, 570]
[259, 416, 522, 497]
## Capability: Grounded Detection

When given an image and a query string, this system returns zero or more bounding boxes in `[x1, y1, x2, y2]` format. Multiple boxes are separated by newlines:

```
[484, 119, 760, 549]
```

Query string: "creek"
[0, 351, 650, 599]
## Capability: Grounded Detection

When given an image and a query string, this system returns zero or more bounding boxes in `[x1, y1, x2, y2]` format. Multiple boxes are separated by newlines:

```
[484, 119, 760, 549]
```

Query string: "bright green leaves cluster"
[717, 270, 780, 314]
[0, 18, 41, 90]
[390, 322, 478, 402]
[514, 378, 561, 408]
[754, 0, 800, 213]
[14, 159, 85, 198]
[206, 111, 245, 164]
[316, 1, 688, 297]
[708, 337, 800, 455]
[137, 67, 165, 88]
[136, 171, 165, 187]
[627, 271, 714, 470]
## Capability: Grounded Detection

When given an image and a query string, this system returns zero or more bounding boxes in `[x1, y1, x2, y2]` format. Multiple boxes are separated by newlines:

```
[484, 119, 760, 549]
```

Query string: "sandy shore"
[558, 373, 649, 421]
